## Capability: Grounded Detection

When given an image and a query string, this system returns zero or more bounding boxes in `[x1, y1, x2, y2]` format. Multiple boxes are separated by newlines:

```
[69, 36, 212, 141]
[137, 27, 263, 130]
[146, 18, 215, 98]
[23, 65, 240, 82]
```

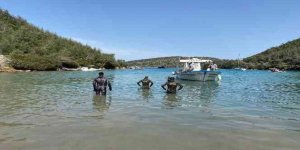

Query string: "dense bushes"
[0, 9, 126, 70]
[244, 38, 300, 70]
[10, 52, 59, 70]
[61, 61, 79, 68]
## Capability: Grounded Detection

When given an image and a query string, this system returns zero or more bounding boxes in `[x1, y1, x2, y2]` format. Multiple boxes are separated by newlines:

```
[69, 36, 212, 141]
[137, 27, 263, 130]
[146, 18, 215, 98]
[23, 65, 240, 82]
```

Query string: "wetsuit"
[93, 77, 112, 95]
[161, 81, 183, 94]
[137, 79, 153, 89]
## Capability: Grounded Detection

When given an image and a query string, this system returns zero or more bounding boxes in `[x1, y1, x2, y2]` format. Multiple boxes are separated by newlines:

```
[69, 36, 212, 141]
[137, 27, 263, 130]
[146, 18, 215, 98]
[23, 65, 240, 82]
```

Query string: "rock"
[0, 55, 7, 66]
[0, 66, 16, 72]
[0, 55, 17, 72]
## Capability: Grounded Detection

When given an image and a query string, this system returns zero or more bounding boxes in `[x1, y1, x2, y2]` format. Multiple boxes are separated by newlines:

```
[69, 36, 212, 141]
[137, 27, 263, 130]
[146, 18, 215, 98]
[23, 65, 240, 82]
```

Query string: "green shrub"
[0, 9, 127, 70]
[61, 61, 79, 68]
[10, 53, 59, 70]
[103, 62, 116, 69]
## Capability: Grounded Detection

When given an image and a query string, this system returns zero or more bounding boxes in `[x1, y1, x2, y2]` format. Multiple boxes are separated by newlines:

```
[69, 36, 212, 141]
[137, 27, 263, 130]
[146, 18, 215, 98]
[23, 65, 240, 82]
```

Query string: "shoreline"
[0, 55, 29, 72]
[0, 55, 128, 73]
[1, 67, 299, 73]
[1, 55, 299, 72]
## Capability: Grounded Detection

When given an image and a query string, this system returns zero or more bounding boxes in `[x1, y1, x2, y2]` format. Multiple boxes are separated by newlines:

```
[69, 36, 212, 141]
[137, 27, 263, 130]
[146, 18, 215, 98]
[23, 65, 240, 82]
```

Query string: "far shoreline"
[1, 67, 299, 73]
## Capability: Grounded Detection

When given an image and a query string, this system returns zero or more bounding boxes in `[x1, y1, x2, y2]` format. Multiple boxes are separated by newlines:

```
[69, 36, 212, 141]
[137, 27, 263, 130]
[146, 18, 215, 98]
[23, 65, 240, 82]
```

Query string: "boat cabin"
[179, 58, 212, 71]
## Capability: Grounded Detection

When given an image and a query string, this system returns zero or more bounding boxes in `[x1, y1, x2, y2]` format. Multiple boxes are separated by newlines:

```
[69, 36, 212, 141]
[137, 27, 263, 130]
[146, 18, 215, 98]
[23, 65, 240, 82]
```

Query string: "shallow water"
[0, 69, 300, 150]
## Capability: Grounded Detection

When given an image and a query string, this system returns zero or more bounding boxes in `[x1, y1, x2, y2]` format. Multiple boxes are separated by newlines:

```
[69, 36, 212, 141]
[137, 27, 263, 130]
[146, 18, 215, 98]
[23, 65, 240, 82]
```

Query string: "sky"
[1, 0, 300, 60]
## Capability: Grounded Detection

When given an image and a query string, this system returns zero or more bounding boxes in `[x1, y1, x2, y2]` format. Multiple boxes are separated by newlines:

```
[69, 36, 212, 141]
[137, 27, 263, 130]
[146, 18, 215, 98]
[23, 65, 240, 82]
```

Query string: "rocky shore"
[0, 55, 126, 72]
[0, 55, 16, 72]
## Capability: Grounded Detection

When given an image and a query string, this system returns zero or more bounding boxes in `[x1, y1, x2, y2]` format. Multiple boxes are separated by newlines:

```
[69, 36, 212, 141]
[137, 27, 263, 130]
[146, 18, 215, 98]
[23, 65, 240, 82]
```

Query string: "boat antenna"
[238, 53, 240, 68]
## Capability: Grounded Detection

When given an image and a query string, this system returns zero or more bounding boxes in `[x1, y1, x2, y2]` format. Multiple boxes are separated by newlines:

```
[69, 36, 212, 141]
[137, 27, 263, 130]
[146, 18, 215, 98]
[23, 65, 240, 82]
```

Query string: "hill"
[0, 9, 125, 71]
[128, 38, 300, 70]
[127, 56, 242, 69]
[244, 38, 300, 70]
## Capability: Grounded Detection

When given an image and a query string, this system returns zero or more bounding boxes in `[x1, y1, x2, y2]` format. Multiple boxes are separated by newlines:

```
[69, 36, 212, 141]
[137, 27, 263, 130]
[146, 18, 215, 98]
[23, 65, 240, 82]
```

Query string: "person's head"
[144, 76, 148, 79]
[168, 76, 175, 82]
[98, 72, 104, 77]
[170, 77, 175, 82]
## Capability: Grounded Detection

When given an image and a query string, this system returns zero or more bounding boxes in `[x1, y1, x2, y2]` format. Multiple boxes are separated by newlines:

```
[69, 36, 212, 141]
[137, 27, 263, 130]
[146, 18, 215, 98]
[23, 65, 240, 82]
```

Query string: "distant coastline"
[127, 38, 300, 71]
[126, 56, 247, 69]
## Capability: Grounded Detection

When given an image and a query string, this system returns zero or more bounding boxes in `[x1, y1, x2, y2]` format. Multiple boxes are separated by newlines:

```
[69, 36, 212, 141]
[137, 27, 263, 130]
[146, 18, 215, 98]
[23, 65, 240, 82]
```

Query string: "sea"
[0, 68, 299, 150]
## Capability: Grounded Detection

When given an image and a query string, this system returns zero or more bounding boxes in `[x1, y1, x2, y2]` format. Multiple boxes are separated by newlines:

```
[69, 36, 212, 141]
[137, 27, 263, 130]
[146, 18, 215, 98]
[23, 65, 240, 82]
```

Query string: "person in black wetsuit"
[137, 76, 153, 89]
[93, 72, 112, 95]
[161, 77, 183, 94]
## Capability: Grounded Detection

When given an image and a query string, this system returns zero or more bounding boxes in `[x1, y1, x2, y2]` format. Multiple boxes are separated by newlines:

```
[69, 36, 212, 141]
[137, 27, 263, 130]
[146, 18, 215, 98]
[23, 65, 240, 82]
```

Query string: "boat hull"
[176, 71, 221, 81]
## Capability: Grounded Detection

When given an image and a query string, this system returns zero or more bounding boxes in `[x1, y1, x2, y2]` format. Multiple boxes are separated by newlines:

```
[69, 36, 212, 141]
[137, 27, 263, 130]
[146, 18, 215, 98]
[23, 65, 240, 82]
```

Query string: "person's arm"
[93, 79, 97, 91]
[177, 83, 183, 91]
[108, 80, 112, 91]
[161, 82, 167, 90]
[137, 80, 142, 86]
[149, 80, 153, 87]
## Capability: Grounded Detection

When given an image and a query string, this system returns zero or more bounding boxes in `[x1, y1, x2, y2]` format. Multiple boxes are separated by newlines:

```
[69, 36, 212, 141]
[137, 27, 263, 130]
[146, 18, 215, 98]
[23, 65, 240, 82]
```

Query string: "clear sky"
[1, 0, 300, 60]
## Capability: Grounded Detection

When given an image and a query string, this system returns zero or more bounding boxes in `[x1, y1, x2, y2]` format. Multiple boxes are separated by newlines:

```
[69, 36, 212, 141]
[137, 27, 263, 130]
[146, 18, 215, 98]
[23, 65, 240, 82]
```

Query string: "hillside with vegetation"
[0, 9, 126, 71]
[128, 38, 300, 70]
[244, 38, 300, 70]
[127, 56, 243, 69]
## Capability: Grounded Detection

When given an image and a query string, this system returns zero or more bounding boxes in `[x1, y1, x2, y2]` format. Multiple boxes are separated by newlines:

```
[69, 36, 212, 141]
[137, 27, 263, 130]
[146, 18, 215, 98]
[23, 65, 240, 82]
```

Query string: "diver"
[161, 77, 183, 94]
[137, 76, 153, 89]
[93, 72, 112, 96]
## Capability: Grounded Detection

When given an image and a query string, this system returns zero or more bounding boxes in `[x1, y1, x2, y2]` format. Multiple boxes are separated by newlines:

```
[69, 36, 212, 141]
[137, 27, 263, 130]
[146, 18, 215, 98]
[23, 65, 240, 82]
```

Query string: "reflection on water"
[92, 95, 111, 112]
[180, 80, 220, 107]
[162, 94, 182, 109]
[138, 88, 153, 102]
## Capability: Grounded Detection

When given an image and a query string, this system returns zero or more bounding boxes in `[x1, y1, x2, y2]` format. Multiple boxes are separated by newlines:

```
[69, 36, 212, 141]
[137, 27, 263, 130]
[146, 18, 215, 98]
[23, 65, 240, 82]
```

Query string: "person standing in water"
[137, 76, 153, 89]
[93, 72, 112, 95]
[161, 77, 183, 94]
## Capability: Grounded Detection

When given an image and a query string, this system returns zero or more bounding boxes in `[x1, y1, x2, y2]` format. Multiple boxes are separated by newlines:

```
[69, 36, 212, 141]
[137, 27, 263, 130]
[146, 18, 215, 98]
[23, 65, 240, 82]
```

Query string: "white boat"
[234, 68, 247, 71]
[174, 58, 221, 81]
[80, 67, 101, 71]
[129, 66, 143, 70]
[235, 54, 247, 71]
[61, 67, 80, 71]
[270, 68, 284, 73]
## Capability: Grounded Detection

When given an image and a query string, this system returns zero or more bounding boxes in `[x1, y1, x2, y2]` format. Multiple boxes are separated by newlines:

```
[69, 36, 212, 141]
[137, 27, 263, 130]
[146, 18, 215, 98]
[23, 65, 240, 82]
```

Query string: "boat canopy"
[179, 58, 213, 71]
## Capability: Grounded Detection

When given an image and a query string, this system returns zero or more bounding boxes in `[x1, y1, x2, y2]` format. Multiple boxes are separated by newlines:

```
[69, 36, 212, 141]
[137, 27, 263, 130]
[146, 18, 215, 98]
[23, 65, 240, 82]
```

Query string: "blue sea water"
[0, 69, 299, 150]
